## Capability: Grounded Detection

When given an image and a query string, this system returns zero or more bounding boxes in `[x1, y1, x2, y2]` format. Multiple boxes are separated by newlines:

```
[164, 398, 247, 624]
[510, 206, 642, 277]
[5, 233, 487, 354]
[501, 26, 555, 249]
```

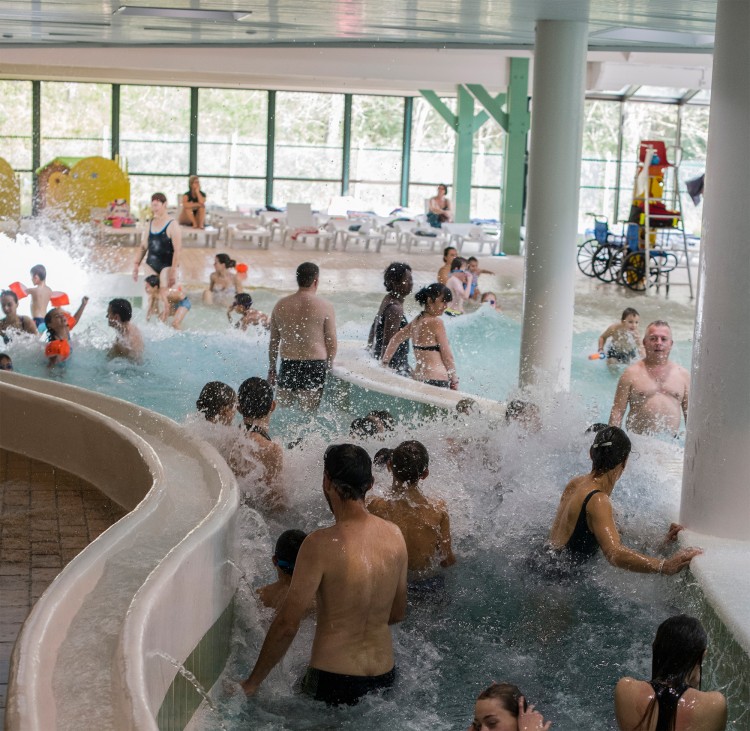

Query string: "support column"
[400, 97, 413, 208]
[341, 94, 352, 195]
[189, 87, 198, 175]
[452, 85, 475, 223]
[265, 91, 276, 208]
[519, 20, 587, 391]
[681, 0, 750, 540]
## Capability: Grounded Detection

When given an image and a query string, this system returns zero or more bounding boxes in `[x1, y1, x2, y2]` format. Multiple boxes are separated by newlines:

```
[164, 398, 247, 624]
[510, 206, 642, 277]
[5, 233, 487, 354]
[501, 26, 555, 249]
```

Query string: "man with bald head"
[609, 320, 690, 435]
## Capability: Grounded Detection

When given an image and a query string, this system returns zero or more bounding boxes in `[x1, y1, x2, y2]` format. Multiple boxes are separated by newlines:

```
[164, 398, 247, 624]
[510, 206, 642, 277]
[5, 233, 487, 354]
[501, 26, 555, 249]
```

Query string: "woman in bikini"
[382, 283, 458, 390]
[615, 614, 727, 731]
[203, 253, 243, 305]
[1, 289, 38, 342]
[546, 426, 701, 574]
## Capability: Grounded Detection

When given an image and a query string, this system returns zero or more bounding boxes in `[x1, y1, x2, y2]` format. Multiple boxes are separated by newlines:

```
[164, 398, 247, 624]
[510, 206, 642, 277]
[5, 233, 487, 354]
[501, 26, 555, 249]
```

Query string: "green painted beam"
[265, 90, 276, 207]
[466, 84, 508, 130]
[111, 84, 120, 160]
[341, 94, 352, 195]
[452, 85, 475, 223]
[501, 58, 530, 255]
[400, 97, 413, 208]
[418, 90, 457, 130]
[189, 87, 198, 175]
[473, 109, 490, 134]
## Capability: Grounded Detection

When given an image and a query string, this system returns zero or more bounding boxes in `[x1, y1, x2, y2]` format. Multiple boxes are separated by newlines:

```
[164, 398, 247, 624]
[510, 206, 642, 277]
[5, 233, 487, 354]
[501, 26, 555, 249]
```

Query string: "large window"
[120, 85, 190, 207]
[472, 120, 504, 220]
[198, 88, 267, 209]
[678, 105, 709, 235]
[274, 91, 344, 209]
[349, 95, 403, 213]
[0, 80, 33, 213]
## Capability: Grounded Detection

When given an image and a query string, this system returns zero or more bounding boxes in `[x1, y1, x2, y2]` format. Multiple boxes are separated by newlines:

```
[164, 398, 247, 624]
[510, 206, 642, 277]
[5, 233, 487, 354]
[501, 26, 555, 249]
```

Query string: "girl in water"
[203, 253, 243, 305]
[382, 283, 458, 389]
[547, 426, 701, 574]
[614, 614, 727, 730]
[470, 682, 551, 731]
[368, 261, 413, 374]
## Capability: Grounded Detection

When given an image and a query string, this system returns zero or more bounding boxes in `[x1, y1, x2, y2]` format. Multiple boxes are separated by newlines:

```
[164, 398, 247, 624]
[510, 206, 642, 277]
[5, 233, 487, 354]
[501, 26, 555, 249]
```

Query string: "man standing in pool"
[609, 321, 690, 435]
[241, 444, 408, 705]
[267, 262, 337, 411]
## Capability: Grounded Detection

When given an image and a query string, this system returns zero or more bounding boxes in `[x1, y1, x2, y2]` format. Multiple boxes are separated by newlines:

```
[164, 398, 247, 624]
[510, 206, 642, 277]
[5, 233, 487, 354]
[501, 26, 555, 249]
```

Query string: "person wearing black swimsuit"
[179, 175, 207, 229]
[547, 426, 702, 574]
[615, 615, 727, 730]
[133, 192, 182, 292]
[368, 262, 413, 375]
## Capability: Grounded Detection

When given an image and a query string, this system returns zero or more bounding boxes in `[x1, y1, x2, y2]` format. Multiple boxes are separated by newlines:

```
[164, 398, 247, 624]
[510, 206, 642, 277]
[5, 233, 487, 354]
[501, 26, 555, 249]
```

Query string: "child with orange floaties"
[44, 297, 89, 366]
[9, 265, 70, 333]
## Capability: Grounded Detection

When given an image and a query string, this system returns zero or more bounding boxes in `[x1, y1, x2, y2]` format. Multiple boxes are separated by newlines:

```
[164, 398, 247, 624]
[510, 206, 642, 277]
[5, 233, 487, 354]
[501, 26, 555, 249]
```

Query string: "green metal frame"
[265, 90, 276, 207]
[189, 87, 199, 175]
[400, 97, 413, 208]
[341, 94, 352, 195]
[111, 84, 120, 160]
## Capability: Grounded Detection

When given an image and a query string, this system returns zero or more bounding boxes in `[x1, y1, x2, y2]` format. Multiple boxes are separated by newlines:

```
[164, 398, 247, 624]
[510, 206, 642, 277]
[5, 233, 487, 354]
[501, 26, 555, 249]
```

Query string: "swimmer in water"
[144, 275, 191, 330]
[0, 289, 38, 341]
[196, 381, 237, 425]
[609, 321, 690, 436]
[614, 614, 727, 731]
[597, 308, 645, 366]
[437, 246, 458, 285]
[547, 426, 702, 574]
[466, 256, 493, 301]
[470, 682, 551, 731]
[44, 297, 89, 366]
[445, 257, 472, 315]
[227, 292, 270, 330]
[0, 353, 13, 371]
[481, 291, 500, 310]
[367, 440, 455, 584]
[505, 399, 541, 433]
[27, 264, 54, 329]
[106, 298, 144, 364]
[203, 253, 243, 305]
[257, 529, 308, 612]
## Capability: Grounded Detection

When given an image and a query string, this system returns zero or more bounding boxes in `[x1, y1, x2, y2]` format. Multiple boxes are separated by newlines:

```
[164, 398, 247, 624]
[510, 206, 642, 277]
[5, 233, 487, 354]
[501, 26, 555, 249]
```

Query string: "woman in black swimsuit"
[368, 262, 413, 374]
[382, 283, 458, 390]
[547, 426, 701, 574]
[179, 175, 206, 229]
[133, 192, 182, 291]
[615, 615, 727, 730]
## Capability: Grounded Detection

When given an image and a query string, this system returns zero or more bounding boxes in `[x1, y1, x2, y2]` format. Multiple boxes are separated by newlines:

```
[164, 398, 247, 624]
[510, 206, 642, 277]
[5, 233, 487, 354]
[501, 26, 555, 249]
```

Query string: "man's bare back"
[609, 323, 689, 435]
[269, 290, 335, 362]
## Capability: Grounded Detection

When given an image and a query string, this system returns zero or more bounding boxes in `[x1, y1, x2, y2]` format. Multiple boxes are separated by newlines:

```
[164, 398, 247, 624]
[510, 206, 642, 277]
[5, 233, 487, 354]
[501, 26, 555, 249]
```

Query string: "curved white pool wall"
[1, 371, 239, 731]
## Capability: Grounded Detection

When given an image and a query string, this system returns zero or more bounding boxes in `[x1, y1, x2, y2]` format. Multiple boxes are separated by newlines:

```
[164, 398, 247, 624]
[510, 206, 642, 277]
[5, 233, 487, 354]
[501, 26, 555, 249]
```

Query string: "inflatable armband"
[45, 339, 71, 362]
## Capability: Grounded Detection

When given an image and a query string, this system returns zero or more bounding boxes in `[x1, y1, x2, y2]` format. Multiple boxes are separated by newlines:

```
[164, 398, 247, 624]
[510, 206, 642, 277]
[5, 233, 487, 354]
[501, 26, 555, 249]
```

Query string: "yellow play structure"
[36, 156, 130, 222]
[0, 157, 21, 221]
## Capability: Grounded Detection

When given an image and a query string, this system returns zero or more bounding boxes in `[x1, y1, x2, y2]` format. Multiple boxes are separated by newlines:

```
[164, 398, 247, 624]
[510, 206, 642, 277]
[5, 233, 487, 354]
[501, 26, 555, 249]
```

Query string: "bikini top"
[650, 681, 690, 731]
[245, 423, 271, 442]
[564, 489, 602, 560]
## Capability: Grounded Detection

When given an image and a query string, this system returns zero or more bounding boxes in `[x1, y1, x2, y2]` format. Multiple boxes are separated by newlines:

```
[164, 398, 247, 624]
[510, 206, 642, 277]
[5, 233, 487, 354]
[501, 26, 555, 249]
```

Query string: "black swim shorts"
[421, 378, 450, 389]
[277, 359, 328, 391]
[301, 666, 396, 706]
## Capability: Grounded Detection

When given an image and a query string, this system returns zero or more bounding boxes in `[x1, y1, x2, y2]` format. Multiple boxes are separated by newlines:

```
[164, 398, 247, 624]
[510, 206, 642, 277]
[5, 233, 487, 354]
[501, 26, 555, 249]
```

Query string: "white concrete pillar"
[681, 0, 750, 540]
[519, 20, 588, 391]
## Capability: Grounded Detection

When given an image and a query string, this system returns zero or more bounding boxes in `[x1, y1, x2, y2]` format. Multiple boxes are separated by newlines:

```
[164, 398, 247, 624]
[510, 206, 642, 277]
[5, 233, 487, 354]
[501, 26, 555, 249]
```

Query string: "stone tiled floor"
[0, 448, 126, 727]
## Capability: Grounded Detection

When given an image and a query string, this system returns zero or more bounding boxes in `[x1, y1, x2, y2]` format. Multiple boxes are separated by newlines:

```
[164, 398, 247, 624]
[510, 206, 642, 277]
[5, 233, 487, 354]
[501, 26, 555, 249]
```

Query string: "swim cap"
[45, 339, 71, 361]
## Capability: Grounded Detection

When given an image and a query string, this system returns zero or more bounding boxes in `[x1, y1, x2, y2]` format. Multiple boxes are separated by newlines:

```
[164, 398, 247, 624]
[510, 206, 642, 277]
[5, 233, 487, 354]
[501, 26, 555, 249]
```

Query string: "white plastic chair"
[285, 203, 332, 251]
[341, 218, 385, 253]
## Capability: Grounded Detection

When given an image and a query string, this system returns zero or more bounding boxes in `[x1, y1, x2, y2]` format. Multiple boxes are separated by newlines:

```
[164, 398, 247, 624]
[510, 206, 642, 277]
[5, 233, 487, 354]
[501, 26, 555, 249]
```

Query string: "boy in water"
[597, 307, 645, 365]
[144, 275, 191, 330]
[466, 257, 494, 301]
[27, 265, 54, 329]
[106, 298, 144, 364]
[44, 297, 89, 366]
[445, 257, 472, 315]
[367, 440, 455, 584]
[257, 529, 307, 611]
[229, 377, 284, 509]
[227, 293, 270, 330]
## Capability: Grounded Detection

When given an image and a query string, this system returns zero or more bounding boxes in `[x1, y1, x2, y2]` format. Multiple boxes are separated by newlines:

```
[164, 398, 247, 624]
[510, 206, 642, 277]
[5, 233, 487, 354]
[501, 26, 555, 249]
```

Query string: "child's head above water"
[238, 376, 275, 419]
[196, 381, 237, 424]
[450, 257, 467, 273]
[273, 529, 307, 576]
[233, 293, 254, 311]
[621, 307, 640, 331]
[0, 353, 13, 371]
[144, 275, 161, 292]
[30, 264, 46, 284]
[390, 440, 429, 484]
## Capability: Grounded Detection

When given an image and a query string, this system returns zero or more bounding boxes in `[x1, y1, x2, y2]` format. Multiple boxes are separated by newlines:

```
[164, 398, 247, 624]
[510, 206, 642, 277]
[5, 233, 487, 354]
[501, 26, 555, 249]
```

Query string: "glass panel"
[127, 174, 185, 212]
[40, 82, 111, 164]
[473, 121, 504, 188]
[408, 183, 439, 214]
[687, 90, 711, 104]
[348, 182, 401, 214]
[273, 179, 340, 211]
[410, 96, 455, 184]
[0, 80, 33, 170]
[120, 85, 190, 176]
[199, 176, 265, 211]
[350, 95, 403, 181]
[471, 188, 501, 221]
[678, 105, 710, 236]
[634, 86, 688, 99]
[198, 88, 267, 178]
[275, 92, 344, 180]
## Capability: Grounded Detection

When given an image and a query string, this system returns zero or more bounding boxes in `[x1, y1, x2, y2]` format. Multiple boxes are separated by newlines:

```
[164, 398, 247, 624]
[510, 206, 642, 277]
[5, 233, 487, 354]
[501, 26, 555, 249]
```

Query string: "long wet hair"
[414, 283, 451, 308]
[476, 682, 527, 716]
[216, 253, 236, 269]
[590, 425, 631, 475]
[636, 615, 707, 730]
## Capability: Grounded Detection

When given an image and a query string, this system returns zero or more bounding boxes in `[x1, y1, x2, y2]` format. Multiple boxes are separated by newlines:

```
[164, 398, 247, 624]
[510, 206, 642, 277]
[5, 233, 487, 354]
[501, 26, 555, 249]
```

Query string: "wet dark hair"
[450, 257, 467, 272]
[443, 246, 457, 261]
[1, 289, 18, 304]
[324, 443, 373, 501]
[383, 262, 412, 294]
[368, 410, 395, 431]
[456, 398, 478, 415]
[0, 353, 13, 370]
[622, 307, 639, 320]
[30, 264, 46, 281]
[585, 422, 609, 434]
[589, 425, 631, 475]
[144, 275, 160, 289]
[391, 440, 429, 484]
[350, 416, 381, 439]
[233, 293, 254, 309]
[274, 529, 307, 576]
[373, 447, 392, 468]
[238, 377, 274, 419]
[476, 682, 528, 716]
[196, 381, 236, 421]
[467, 256, 478, 264]
[297, 262, 319, 288]
[505, 399, 538, 424]
[415, 283, 452, 307]
[151, 192, 167, 204]
[216, 253, 236, 269]
[636, 615, 707, 731]
[108, 298, 132, 323]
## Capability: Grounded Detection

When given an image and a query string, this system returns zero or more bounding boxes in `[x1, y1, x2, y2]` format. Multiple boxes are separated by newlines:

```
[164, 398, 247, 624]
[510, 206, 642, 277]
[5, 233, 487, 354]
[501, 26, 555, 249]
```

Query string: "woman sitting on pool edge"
[382, 283, 459, 390]
[615, 614, 727, 731]
[546, 426, 702, 574]
[203, 253, 243, 305]
[470, 681, 551, 731]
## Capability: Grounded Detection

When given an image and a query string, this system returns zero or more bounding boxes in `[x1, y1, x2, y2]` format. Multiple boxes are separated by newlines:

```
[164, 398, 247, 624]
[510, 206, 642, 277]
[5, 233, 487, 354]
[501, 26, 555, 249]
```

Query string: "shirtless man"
[268, 262, 336, 411]
[609, 321, 689, 435]
[367, 441, 455, 586]
[106, 298, 144, 364]
[241, 444, 408, 706]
